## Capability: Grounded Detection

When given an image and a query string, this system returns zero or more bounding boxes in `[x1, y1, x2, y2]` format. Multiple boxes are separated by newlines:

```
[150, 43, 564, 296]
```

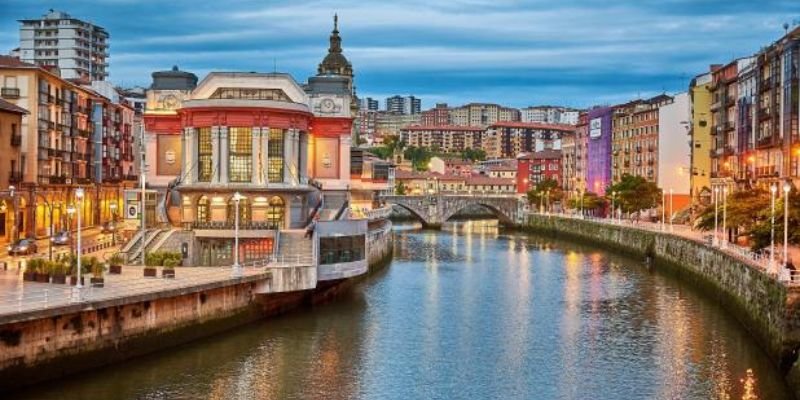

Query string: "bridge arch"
[382, 195, 520, 229]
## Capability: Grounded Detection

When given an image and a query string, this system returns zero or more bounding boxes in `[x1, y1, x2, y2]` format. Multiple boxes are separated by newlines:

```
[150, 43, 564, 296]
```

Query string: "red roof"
[0, 98, 28, 115]
[517, 149, 562, 160]
[395, 170, 466, 181]
[0, 56, 37, 69]
[466, 176, 515, 186]
[489, 121, 576, 132]
[401, 125, 485, 132]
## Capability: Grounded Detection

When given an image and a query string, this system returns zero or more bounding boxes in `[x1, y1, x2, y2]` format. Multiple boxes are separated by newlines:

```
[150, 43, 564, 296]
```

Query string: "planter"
[144, 267, 157, 277]
[51, 274, 67, 284]
[69, 276, 85, 286]
[162, 268, 175, 279]
[23, 272, 35, 281]
[90, 277, 104, 288]
[35, 273, 51, 283]
[109, 264, 122, 274]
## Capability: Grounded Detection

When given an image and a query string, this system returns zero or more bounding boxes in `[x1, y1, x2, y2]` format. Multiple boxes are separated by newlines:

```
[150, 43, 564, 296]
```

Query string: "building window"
[197, 127, 212, 182]
[319, 235, 366, 265]
[228, 127, 252, 182]
[197, 196, 209, 223]
[227, 196, 250, 225]
[268, 128, 284, 182]
[266, 196, 284, 229]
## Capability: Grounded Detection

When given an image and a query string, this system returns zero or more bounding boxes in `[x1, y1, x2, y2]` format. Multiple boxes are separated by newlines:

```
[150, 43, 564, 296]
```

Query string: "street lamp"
[71, 188, 84, 302]
[713, 187, 719, 246]
[721, 186, 728, 249]
[611, 191, 617, 222]
[109, 202, 118, 245]
[662, 189, 666, 231]
[66, 204, 75, 258]
[8, 185, 17, 242]
[783, 183, 791, 280]
[232, 192, 243, 278]
[770, 184, 777, 275]
[579, 189, 584, 219]
[669, 188, 674, 233]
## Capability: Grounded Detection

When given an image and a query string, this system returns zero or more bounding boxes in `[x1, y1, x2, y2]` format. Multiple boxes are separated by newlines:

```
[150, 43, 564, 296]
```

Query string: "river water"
[11, 221, 792, 399]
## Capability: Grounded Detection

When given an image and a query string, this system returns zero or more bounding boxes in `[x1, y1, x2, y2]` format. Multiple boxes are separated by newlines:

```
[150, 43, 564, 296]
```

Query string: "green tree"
[461, 148, 487, 162]
[567, 191, 607, 212]
[526, 179, 561, 209]
[395, 181, 407, 195]
[607, 174, 662, 220]
[404, 146, 433, 171]
[745, 186, 800, 251]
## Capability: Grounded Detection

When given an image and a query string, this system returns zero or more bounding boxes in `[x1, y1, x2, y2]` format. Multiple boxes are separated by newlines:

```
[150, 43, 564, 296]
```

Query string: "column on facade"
[220, 126, 229, 184]
[298, 131, 308, 184]
[284, 129, 294, 185]
[251, 127, 261, 185]
[182, 127, 194, 185]
[211, 126, 220, 184]
[261, 127, 270, 184]
[339, 134, 351, 181]
[287, 129, 300, 185]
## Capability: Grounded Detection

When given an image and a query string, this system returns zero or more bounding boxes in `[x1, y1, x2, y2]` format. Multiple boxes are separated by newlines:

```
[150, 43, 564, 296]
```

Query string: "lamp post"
[669, 188, 674, 233]
[661, 189, 666, 231]
[770, 184, 777, 275]
[8, 185, 17, 242]
[721, 186, 728, 249]
[784, 183, 791, 280]
[66, 205, 75, 259]
[71, 188, 84, 302]
[713, 187, 719, 246]
[109, 202, 117, 245]
[611, 191, 616, 222]
[545, 189, 550, 214]
[579, 189, 584, 219]
[232, 192, 243, 278]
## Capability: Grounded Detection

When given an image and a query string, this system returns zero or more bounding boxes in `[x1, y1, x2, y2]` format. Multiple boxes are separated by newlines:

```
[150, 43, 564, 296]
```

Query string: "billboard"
[589, 117, 602, 138]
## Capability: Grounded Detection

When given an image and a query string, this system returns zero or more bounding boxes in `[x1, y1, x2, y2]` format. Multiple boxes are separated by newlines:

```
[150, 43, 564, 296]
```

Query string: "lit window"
[197, 128, 212, 181]
[268, 128, 284, 182]
[228, 127, 252, 182]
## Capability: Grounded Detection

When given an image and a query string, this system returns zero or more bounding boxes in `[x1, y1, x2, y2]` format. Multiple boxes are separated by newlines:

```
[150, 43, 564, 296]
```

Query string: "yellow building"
[689, 72, 713, 206]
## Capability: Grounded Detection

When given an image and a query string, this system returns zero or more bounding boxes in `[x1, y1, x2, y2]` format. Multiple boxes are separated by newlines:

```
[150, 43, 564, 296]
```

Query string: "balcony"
[1, 87, 20, 99]
[8, 171, 22, 183]
[189, 221, 280, 231]
[10, 133, 21, 146]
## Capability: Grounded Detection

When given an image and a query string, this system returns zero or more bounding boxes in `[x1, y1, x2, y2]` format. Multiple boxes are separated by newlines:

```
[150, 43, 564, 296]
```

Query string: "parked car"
[7, 239, 38, 256]
[51, 230, 71, 246]
[101, 221, 117, 234]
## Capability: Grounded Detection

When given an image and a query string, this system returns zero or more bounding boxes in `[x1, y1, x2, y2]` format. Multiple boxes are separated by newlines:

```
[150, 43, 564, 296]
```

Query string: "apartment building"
[399, 125, 484, 152]
[611, 95, 672, 184]
[483, 121, 573, 159]
[18, 9, 109, 83]
[449, 103, 520, 127]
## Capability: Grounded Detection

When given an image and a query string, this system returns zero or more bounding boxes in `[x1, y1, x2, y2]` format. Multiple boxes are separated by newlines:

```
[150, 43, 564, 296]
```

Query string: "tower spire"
[334, 13, 338, 32]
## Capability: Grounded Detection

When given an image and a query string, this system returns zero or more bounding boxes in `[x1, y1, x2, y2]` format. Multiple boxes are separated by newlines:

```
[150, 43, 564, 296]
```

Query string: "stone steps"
[277, 230, 312, 263]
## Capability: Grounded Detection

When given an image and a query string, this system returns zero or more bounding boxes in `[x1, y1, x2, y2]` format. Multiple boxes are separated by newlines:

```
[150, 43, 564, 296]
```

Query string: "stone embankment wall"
[368, 219, 393, 268]
[525, 215, 800, 396]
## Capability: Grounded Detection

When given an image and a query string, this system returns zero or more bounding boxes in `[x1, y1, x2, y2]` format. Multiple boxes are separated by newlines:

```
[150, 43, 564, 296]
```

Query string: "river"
[10, 220, 792, 399]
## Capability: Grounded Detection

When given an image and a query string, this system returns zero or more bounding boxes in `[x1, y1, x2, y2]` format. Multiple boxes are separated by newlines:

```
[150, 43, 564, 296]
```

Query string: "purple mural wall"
[586, 106, 613, 196]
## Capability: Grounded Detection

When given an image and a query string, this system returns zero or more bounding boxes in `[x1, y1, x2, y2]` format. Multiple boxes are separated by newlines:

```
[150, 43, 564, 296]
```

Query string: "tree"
[395, 181, 407, 195]
[403, 146, 433, 171]
[526, 179, 562, 209]
[746, 186, 800, 251]
[461, 148, 486, 162]
[567, 191, 607, 212]
[607, 174, 662, 220]
[368, 146, 393, 160]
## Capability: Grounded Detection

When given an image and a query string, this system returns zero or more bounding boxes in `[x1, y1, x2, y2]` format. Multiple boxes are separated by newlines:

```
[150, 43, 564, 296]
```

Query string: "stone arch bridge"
[381, 195, 522, 228]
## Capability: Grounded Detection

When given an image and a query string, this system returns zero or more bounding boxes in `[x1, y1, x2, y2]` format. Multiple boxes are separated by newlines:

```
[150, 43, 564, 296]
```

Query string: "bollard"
[44, 288, 49, 307]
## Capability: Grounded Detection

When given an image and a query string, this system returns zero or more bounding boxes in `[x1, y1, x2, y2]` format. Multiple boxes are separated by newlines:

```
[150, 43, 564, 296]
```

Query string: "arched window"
[266, 196, 284, 229]
[227, 196, 250, 225]
[197, 196, 209, 223]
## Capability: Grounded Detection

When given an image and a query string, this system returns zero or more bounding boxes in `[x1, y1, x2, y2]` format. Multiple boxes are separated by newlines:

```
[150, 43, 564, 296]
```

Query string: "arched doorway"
[227, 196, 250, 225]
[197, 196, 210, 223]
[266, 196, 285, 229]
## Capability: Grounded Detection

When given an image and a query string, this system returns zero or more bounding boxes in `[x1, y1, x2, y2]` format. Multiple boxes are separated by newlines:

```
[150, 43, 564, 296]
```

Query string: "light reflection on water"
[9, 219, 791, 400]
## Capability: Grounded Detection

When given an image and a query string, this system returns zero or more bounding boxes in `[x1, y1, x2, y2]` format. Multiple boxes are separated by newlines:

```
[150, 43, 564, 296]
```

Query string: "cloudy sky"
[1, 0, 797, 108]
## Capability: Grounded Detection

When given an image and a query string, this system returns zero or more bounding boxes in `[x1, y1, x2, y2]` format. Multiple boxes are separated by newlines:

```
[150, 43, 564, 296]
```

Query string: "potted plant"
[51, 260, 67, 284]
[68, 255, 89, 286]
[90, 259, 105, 287]
[108, 253, 124, 274]
[144, 252, 160, 277]
[162, 256, 178, 278]
[35, 260, 51, 283]
[23, 258, 40, 281]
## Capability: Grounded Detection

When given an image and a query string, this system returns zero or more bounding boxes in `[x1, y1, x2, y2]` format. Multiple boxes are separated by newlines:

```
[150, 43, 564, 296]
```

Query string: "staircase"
[276, 230, 313, 265]
[126, 229, 166, 264]
[318, 193, 348, 221]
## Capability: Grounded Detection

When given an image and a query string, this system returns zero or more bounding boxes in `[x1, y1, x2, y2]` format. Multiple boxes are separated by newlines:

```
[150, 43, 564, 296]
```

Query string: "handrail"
[334, 200, 350, 221]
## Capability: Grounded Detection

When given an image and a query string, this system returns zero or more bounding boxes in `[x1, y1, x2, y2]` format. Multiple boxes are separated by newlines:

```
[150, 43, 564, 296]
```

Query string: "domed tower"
[317, 14, 353, 78]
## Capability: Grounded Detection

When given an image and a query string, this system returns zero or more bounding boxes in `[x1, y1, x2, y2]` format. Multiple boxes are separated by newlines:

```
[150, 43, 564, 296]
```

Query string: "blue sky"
[1, 0, 797, 109]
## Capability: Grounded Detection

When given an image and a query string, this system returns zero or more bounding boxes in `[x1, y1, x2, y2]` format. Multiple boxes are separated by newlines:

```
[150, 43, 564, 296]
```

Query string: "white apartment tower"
[18, 9, 109, 83]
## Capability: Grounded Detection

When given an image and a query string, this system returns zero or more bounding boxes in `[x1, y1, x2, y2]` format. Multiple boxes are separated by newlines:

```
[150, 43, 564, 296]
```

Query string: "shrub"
[108, 253, 124, 266]
[163, 257, 179, 268]
[26, 258, 45, 274]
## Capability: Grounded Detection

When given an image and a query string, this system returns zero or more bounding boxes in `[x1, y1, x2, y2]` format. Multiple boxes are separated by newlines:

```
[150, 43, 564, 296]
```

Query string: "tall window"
[228, 127, 252, 182]
[266, 196, 284, 229]
[268, 128, 284, 182]
[197, 196, 209, 223]
[197, 128, 212, 182]
[227, 196, 250, 225]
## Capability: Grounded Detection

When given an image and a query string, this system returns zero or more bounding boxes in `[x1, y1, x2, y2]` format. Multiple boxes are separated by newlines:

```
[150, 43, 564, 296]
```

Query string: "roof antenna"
[273, 58, 277, 73]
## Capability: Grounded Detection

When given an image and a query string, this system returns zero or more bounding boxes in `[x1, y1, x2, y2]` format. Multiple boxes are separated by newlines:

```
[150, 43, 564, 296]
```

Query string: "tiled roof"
[517, 149, 562, 160]
[0, 98, 28, 114]
[401, 125, 485, 131]
[489, 121, 576, 132]
[0, 56, 37, 69]
[466, 176, 515, 186]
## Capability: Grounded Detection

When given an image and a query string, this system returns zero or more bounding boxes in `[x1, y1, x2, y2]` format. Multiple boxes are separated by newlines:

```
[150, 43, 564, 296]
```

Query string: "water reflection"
[9, 219, 791, 400]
